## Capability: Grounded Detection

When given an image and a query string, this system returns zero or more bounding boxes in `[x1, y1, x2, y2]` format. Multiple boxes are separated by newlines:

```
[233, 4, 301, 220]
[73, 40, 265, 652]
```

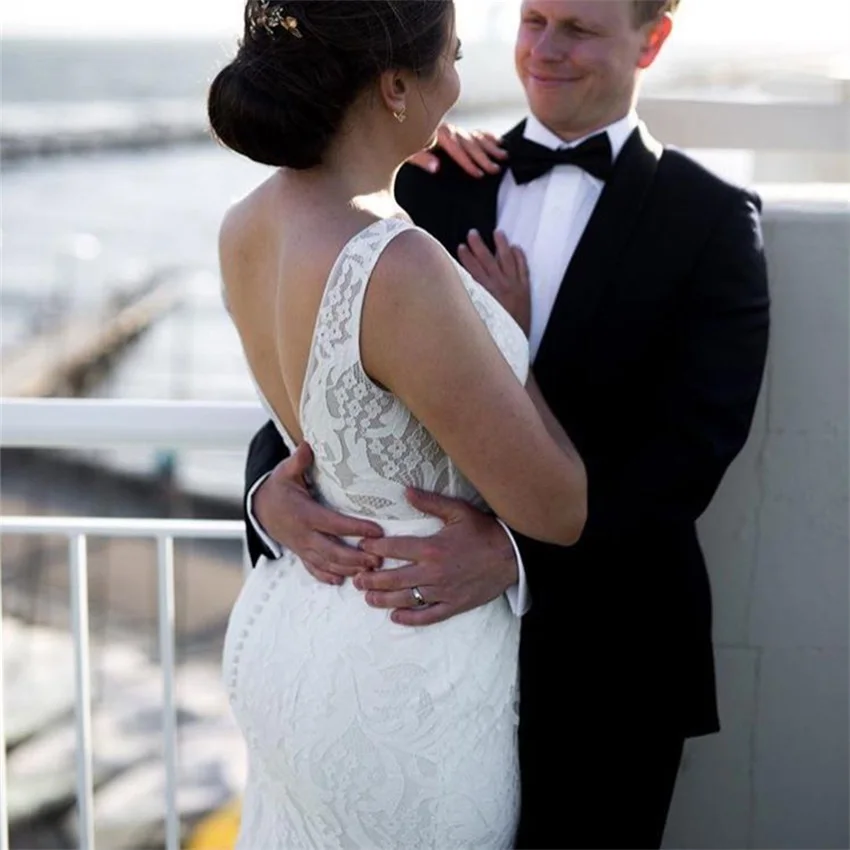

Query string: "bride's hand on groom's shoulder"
[459, 229, 532, 337]
[254, 442, 384, 586]
[406, 123, 508, 178]
[353, 490, 518, 627]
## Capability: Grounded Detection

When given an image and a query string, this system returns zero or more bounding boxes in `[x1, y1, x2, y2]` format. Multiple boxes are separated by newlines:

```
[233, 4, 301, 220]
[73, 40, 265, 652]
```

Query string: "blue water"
[1, 38, 756, 499]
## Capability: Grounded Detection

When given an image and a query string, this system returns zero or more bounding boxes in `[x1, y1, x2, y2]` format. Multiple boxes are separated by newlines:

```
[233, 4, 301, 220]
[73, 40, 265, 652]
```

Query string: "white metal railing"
[0, 397, 267, 449]
[0, 400, 261, 850]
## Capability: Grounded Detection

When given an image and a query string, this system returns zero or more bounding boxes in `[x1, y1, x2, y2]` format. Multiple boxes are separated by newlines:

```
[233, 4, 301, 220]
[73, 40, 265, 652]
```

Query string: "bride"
[209, 1, 586, 847]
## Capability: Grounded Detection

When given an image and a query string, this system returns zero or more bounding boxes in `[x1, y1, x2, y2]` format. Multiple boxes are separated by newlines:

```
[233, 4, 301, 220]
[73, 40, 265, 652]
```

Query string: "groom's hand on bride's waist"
[253, 442, 384, 585]
[353, 490, 518, 627]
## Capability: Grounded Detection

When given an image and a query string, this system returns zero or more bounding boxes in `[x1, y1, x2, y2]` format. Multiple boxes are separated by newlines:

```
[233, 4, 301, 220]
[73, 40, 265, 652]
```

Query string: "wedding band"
[410, 586, 427, 607]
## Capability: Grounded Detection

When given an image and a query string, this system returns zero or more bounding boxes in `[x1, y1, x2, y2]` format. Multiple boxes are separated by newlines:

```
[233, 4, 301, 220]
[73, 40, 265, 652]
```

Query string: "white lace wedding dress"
[222, 218, 529, 849]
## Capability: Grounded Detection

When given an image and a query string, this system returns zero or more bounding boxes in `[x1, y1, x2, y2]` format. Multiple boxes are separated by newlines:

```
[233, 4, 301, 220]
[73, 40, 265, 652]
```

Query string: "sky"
[3, 0, 850, 57]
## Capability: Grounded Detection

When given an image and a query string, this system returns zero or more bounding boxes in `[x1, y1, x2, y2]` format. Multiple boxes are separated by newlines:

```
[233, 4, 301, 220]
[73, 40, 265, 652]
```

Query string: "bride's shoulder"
[217, 180, 276, 262]
[218, 199, 258, 284]
[377, 222, 453, 276]
[366, 224, 463, 317]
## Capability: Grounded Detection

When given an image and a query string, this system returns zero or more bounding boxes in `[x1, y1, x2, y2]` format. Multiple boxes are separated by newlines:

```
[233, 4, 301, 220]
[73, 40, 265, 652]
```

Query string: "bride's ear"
[378, 70, 408, 121]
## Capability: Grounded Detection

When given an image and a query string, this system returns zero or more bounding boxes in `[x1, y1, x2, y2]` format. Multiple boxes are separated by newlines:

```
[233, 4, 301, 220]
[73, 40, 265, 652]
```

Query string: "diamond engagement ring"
[410, 586, 427, 607]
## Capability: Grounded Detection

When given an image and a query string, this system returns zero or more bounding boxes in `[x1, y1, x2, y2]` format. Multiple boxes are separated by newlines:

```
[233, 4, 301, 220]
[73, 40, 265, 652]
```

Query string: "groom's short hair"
[632, 0, 681, 27]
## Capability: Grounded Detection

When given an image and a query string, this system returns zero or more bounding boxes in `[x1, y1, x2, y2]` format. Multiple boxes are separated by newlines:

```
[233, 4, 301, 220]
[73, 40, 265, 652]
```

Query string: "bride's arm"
[362, 230, 587, 547]
[525, 372, 581, 464]
[458, 229, 580, 472]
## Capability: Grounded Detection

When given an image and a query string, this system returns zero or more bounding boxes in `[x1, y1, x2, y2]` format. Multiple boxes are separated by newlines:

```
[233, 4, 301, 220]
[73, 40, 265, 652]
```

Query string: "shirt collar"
[523, 110, 639, 162]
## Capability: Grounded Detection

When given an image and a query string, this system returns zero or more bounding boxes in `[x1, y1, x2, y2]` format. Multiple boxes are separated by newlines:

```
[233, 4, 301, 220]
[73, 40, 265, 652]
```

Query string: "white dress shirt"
[248, 110, 640, 617]
[498, 110, 639, 360]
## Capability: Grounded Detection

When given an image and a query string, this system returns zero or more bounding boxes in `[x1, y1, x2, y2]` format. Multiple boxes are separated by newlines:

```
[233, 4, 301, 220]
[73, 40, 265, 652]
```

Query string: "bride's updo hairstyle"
[208, 0, 454, 169]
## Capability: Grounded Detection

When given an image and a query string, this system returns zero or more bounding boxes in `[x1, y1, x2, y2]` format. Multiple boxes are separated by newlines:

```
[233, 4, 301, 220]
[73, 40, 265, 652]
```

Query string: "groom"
[243, 1, 770, 847]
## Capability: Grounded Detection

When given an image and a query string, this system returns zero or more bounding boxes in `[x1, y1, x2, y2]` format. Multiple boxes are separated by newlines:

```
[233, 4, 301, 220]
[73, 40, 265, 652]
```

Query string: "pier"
[2, 272, 185, 399]
[0, 107, 211, 165]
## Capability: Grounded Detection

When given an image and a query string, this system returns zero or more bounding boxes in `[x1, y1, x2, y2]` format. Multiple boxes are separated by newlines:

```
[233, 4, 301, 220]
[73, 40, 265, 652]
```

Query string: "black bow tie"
[505, 132, 614, 185]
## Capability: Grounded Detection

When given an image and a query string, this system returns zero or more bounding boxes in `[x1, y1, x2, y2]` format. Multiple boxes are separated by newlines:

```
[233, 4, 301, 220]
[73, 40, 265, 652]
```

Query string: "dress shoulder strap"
[299, 217, 416, 420]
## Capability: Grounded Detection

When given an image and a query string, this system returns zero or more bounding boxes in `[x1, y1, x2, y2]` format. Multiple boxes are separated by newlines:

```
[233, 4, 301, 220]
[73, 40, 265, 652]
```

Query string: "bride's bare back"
[220, 172, 400, 445]
[220, 168, 585, 544]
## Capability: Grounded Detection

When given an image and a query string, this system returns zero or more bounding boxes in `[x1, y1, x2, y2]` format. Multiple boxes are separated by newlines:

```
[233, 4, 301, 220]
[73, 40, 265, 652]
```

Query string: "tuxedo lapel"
[445, 120, 529, 255]
[459, 173, 500, 252]
[534, 123, 663, 373]
[474, 120, 526, 234]
[453, 124, 529, 252]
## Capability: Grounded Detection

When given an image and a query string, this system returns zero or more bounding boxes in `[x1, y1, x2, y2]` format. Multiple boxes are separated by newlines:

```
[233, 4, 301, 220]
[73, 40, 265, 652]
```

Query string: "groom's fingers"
[304, 532, 380, 573]
[357, 535, 429, 564]
[288, 441, 314, 478]
[466, 230, 500, 276]
[457, 244, 487, 283]
[354, 562, 431, 593]
[309, 505, 383, 541]
[493, 230, 517, 278]
[461, 132, 504, 175]
[513, 246, 530, 290]
[290, 502, 383, 572]
[406, 149, 441, 174]
[473, 131, 509, 161]
[392, 602, 454, 627]
[363, 587, 435, 610]
[301, 561, 347, 587]
[404, 487, 468, 523]
[437, 126, 485, 177]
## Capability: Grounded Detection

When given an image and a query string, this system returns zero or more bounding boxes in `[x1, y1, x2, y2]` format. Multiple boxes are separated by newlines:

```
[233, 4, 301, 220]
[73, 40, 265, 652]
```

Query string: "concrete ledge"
[665, 193, 849, 848]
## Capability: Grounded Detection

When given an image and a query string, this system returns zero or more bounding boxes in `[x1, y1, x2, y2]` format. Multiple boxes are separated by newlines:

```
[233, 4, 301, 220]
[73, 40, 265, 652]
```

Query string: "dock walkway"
[2, 272, 186, 399]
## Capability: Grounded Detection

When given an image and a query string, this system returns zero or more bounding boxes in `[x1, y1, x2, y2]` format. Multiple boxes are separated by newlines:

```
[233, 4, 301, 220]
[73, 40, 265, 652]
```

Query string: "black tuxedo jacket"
[243, 120, 770, 740]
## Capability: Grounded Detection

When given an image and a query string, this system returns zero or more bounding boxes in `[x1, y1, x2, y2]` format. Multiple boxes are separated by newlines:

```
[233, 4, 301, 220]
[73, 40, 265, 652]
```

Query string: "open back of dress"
[224, 218, 529, 849]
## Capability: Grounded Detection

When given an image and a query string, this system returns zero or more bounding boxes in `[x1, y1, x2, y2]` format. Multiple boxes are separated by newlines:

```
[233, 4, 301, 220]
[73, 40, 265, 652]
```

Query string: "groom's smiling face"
[514, 0, 672, 141]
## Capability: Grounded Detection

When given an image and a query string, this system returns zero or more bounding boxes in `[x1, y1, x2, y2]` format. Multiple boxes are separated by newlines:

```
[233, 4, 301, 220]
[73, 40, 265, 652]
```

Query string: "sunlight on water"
[4, 0, 850, 59]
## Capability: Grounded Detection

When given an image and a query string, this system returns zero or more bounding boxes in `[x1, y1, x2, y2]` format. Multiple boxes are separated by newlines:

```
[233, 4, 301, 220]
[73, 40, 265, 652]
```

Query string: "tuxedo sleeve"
[584, 190, 770, 538]
[244, 420, 290, 566]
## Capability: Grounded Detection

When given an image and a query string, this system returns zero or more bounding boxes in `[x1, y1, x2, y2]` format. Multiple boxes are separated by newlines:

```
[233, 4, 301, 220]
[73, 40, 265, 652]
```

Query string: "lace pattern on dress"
[298, 218, 529, 519]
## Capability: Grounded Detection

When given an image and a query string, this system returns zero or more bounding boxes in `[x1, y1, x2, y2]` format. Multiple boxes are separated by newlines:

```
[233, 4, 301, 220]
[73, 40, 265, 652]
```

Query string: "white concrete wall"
[663, 187, 850, 849]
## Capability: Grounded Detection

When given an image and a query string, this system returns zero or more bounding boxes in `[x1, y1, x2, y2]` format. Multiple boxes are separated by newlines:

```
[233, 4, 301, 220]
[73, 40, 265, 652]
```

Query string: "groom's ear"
[636, 13, 673, 69]
[378, 69, 408, 118]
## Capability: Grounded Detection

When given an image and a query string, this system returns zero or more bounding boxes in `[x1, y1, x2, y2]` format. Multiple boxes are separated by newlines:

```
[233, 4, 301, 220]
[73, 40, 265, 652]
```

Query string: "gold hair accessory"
[393, 107, 407, 124]
[249, 0, 303, 38]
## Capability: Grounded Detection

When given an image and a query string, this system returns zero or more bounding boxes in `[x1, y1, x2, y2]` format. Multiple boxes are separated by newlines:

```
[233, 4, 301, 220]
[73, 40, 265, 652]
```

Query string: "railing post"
[0, 555, 9, 850]
[157, 536, 180, 850]
[69, 534, 95, 850]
